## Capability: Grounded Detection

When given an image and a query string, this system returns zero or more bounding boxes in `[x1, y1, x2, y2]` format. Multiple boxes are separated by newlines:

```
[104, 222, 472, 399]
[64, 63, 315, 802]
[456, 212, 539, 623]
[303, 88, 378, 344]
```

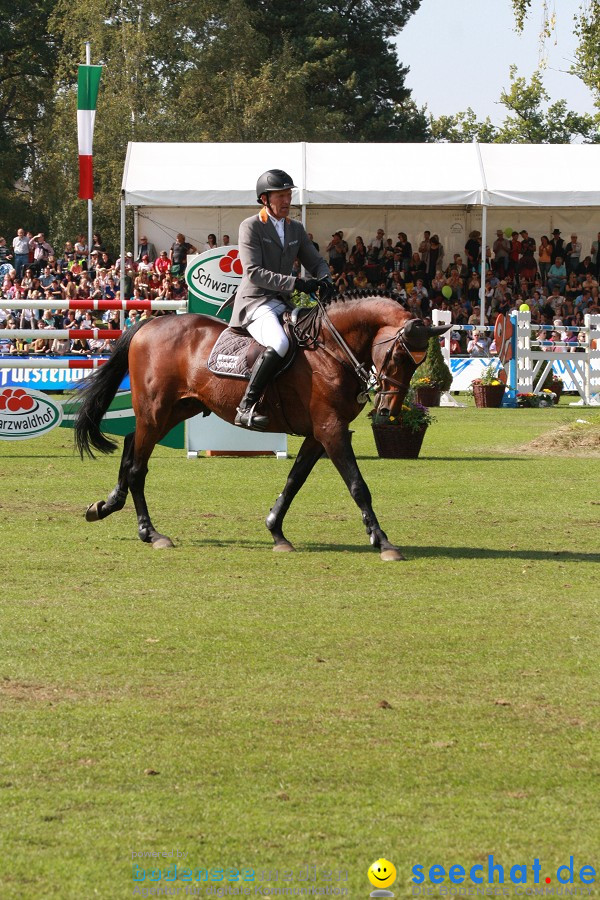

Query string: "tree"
[431, 67, 598, 144]
[512, 0, 600, 109]
[0, 0, 59, 236]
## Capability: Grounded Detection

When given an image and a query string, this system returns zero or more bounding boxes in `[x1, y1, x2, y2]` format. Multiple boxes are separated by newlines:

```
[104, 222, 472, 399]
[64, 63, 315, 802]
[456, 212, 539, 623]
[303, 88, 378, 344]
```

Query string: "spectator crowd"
[0, 229, 201, 356]
[316, 225, 600, 356]
[2, 222, 600, 358]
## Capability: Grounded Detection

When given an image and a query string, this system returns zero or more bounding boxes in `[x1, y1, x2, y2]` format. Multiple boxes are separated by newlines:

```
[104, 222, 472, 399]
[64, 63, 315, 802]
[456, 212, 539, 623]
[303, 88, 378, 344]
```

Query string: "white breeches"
[246, 305, 290, 357]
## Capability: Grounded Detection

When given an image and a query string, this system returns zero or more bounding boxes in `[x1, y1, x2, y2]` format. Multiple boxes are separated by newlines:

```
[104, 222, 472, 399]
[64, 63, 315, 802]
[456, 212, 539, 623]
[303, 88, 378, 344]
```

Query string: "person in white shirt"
[12, 228, 30, 278]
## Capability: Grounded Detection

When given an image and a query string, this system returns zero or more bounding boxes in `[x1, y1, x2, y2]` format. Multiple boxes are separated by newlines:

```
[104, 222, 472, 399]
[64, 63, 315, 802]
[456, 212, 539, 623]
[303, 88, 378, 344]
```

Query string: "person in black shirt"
[170, 233, 197, 277]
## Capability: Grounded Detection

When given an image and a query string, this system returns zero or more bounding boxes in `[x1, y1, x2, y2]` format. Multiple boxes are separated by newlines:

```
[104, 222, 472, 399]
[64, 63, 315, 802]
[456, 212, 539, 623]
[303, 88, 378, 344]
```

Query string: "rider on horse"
[231, 169, 333, 430]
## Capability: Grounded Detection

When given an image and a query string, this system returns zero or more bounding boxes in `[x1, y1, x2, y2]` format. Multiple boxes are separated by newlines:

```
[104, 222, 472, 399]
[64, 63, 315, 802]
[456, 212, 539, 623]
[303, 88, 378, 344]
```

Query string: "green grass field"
[1, 401, 598, 899]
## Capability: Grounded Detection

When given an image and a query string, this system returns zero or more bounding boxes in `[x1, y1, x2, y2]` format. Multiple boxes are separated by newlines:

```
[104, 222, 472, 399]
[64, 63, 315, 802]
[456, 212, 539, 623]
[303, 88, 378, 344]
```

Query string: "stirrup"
[234, 403, 269, 431]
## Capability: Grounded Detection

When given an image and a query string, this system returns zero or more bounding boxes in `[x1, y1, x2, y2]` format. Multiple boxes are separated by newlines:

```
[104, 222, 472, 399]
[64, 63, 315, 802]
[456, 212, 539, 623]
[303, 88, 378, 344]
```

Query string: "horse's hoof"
[380, 548, 406, 561]
[273, 541, 295, 553]
[152, 536, 175, 549]
[85, 501, 104, 522]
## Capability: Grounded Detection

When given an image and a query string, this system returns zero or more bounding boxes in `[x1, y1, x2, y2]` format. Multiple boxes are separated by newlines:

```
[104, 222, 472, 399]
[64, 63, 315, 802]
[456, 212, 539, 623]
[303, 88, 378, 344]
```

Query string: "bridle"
[371, 325, 427, 401]
[294, 303, 426, 402]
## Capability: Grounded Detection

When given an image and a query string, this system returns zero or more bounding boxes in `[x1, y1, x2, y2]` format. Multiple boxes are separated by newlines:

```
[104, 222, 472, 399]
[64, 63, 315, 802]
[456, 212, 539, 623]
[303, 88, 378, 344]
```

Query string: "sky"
[395, 0, 596, 125]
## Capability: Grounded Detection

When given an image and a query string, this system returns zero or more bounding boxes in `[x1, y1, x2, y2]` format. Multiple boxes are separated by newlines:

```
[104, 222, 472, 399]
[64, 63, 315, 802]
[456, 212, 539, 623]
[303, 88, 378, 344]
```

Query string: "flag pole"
[85, 42, 93, 272]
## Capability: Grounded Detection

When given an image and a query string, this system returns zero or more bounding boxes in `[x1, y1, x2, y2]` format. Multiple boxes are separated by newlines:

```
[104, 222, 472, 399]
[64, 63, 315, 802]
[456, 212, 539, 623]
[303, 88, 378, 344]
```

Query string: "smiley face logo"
[368, 858, 397, 889]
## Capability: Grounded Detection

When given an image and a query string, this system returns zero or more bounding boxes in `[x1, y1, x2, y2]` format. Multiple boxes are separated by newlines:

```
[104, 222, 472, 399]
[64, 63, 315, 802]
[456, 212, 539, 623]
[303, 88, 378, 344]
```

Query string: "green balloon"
[504, 227, 513, 238]
[442, 285, 452, 299]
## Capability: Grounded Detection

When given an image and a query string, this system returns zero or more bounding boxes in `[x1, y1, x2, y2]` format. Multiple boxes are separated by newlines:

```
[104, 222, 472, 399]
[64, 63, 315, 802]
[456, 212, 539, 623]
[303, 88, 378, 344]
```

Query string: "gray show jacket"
[229, 212, 330, 328]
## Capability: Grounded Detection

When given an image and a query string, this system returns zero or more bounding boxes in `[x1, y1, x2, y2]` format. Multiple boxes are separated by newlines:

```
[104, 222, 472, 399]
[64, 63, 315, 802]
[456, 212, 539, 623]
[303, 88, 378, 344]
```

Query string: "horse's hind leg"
[85, 431, 135, 522]
[266, 435, 324, 552]
[127, 421, 175, 549]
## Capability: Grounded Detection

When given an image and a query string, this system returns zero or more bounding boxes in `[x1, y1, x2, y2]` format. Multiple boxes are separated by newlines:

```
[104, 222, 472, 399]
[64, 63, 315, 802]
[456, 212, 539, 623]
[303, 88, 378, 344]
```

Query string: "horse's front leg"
[266, 434, 324, 552]
[319, 427, 405, 561]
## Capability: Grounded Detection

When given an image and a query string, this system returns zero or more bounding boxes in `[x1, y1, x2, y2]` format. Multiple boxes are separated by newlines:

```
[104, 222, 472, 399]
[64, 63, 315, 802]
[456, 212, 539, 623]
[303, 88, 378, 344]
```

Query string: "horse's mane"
[294, 289, 406, 345]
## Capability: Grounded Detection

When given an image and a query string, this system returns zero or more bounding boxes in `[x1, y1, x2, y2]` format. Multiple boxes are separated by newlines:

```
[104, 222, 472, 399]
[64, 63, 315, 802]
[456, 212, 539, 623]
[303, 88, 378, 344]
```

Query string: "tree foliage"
[1, 0, 427, 251]
[432, 67, 598, 145]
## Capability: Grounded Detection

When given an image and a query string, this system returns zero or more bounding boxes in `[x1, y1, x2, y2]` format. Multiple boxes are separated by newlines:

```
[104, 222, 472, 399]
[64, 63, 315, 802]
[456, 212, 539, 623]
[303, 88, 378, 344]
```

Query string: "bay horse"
[74, 291, 448, 560]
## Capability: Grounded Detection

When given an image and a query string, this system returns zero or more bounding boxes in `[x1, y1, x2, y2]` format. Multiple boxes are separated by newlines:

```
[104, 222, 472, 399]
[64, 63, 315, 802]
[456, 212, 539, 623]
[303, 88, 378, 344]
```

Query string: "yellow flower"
[389, 416, 395, 422]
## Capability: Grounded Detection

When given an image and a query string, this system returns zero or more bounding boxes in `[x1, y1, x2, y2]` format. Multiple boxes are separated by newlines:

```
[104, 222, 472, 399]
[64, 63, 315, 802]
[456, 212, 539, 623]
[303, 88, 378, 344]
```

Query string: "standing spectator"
[492, 230, 510, 277]
[538, 235, 552, 286]
[518, 230, 537, 285]
[590, 231, 600, 278]
[136, 234, 156, 263]
[367, 228, 385, 263]
[465, 230, 481, 274]
[0, 236, 13, 267]
[326, 232, 347, 274]
[306, 233, 319, 252]
[395, 232, 412, 273]
[418, 231, 431, 270]
[550, 228, 564, 263]
[170, 233, 197, 277]
[12, 228, 30, 278]
[205, 234, 217, 251]
[427, 234, 444, 284]
[564, 233, 582, 275]
[29, 233, 54, 274]
[350, 235, 367, 269]
[507, 231, 521, 283]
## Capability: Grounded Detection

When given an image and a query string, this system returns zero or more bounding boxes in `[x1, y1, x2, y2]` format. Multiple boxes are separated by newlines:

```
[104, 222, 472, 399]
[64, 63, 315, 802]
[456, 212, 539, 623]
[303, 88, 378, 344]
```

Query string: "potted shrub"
[471, 363, 506, 408]
[369, 398, 435, 459]
[410, 336, 452, 407]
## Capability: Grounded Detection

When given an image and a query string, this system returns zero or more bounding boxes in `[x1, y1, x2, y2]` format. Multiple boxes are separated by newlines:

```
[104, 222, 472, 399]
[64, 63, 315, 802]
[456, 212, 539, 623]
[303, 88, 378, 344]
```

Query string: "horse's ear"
[426, 324, 452, 337]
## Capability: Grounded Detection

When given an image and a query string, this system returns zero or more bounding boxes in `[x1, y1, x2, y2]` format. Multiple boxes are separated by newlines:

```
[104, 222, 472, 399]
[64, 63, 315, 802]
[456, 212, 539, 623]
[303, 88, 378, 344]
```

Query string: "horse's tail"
[74, 321, 147, 459]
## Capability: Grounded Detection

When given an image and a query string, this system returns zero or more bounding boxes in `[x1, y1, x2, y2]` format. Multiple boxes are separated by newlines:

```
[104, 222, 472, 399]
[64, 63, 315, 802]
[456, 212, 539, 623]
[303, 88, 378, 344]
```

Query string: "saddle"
[207, 308, 311, 379]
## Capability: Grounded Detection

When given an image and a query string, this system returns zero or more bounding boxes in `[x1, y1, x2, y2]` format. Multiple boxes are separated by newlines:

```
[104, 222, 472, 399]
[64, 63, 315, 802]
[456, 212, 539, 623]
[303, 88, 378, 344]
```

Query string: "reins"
[293, 297, 421, 402]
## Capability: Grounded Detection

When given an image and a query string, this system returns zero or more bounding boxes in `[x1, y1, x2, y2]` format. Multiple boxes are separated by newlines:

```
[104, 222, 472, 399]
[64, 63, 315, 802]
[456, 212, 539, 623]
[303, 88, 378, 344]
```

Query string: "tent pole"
[120, 190, 126, 328]
[480, 203, 487, 328]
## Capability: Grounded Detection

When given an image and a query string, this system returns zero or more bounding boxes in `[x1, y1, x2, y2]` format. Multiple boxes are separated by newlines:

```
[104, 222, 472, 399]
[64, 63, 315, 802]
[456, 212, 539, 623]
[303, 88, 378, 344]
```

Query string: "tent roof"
[122, 142, 600, 208]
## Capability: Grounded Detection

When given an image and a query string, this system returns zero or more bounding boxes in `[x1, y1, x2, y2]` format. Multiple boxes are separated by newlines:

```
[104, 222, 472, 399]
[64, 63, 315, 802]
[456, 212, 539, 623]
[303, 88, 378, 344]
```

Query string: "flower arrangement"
[370, 398, 435, 433]
[470, 362, 503, 387]
[411, 375, 436, 388]
[517, 390, 556, 408]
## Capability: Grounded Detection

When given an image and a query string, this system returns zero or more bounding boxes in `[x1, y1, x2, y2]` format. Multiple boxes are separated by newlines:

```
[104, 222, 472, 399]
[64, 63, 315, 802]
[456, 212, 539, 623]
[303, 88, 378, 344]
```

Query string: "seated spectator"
[74, 233, 88, 260]
[50, 335, 70, 355]
[467, 328, 490, 357]
[548, 285, 564, 314]
[354, 269, 368, 289]
[205, 233, 217, 251]
[137, 254, 153, 274]
[70, 337, 90, 355]
[547, 257, 567, 292]
[31, 320, 51, 354]
[576, 256, 595, 282]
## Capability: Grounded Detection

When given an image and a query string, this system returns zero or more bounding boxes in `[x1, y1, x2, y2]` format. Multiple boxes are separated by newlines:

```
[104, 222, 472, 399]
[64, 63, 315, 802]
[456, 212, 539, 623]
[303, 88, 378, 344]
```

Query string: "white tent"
[121, 142, 600, 323]
[122, 141, 600, 208]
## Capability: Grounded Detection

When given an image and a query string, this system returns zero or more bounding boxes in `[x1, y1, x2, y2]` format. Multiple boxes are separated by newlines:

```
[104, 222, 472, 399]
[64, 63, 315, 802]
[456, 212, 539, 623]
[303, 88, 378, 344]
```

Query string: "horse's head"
[372, 317, 450, 417]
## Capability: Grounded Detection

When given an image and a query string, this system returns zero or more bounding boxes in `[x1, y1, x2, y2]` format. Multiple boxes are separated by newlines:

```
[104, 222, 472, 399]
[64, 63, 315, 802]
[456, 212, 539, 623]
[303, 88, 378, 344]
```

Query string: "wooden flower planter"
[414, 386, 442, 408]
[472, 383, 506, 408]
[372, 424, 428, 459]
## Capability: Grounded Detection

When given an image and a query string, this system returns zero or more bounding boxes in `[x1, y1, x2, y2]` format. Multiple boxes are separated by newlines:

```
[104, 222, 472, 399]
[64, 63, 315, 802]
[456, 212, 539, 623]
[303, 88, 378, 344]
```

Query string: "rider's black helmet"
[256, 169, 297, 204]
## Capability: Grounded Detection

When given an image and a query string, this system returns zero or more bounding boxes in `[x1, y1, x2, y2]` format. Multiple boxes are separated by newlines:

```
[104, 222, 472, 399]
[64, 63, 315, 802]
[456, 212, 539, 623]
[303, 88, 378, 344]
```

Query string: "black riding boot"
[234, 346, 284, 431]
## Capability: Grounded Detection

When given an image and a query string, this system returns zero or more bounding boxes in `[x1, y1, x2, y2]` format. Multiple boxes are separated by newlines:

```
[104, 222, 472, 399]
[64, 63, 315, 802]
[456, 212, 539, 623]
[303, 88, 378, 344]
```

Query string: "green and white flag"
[77, 65, 102, 199]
